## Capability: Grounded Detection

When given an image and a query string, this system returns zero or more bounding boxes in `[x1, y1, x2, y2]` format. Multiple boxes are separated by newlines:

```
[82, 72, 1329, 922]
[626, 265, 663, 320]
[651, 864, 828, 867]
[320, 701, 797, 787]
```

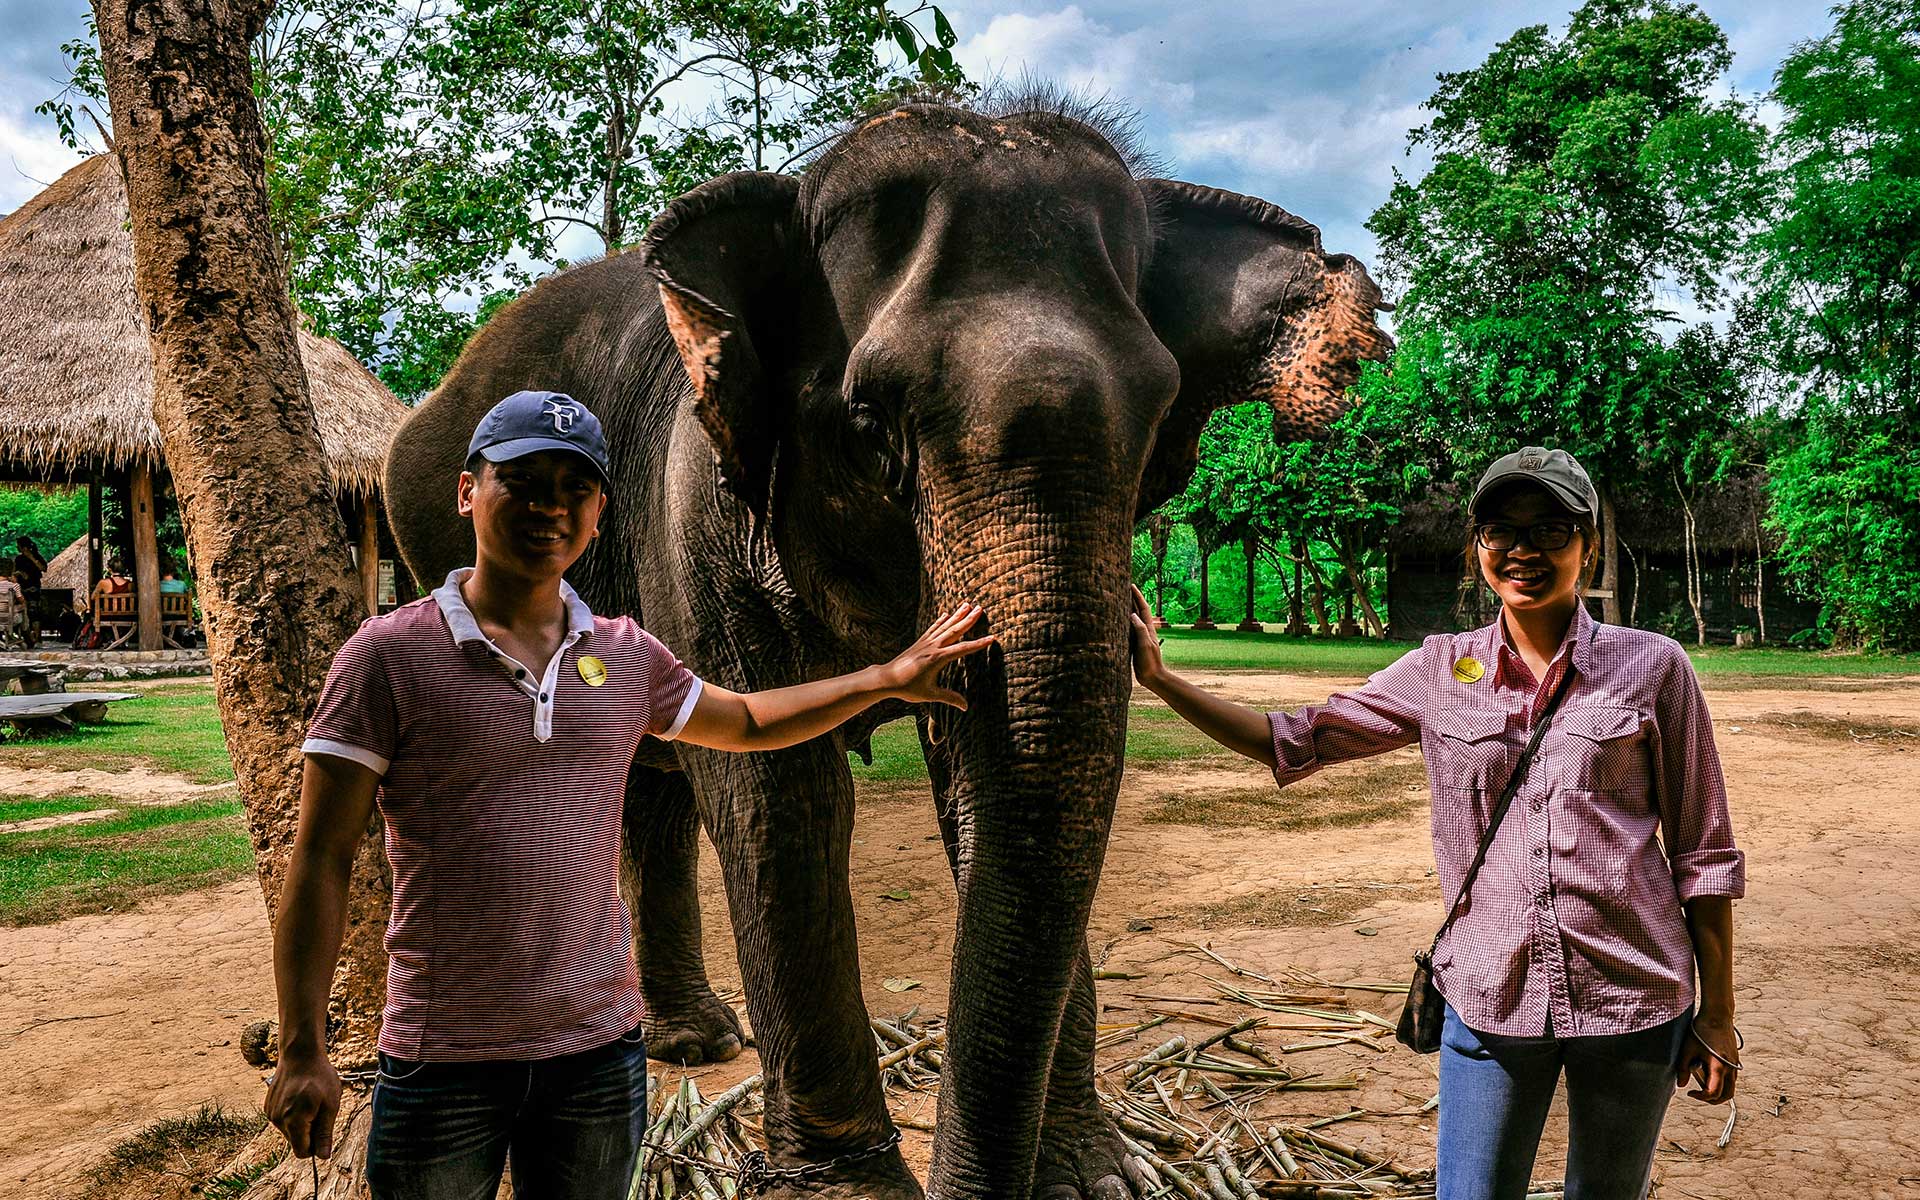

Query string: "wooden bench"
[93, 591, 196, 650]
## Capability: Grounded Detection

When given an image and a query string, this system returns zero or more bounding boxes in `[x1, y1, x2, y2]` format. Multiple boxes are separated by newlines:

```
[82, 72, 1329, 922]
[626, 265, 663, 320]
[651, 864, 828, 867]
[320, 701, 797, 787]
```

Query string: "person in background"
[13, 535, 45, 647]
[1128, 446, 1743, 1200]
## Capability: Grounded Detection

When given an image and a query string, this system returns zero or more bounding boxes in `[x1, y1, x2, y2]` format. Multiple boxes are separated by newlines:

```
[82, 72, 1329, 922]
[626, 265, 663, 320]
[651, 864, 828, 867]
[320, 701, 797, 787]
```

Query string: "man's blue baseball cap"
[466, 390, 610, 486]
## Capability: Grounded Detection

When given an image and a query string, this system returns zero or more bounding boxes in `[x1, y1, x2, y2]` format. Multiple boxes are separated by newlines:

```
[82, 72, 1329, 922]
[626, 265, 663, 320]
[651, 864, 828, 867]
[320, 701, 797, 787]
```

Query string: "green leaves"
[1744, 0, 1920, 648]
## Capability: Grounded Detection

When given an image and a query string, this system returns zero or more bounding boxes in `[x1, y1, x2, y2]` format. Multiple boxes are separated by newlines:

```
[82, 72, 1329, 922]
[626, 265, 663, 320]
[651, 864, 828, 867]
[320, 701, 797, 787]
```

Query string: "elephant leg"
[1031, 949, 1153, 1199]
[920, 718, 1145, 1200]
[621, 766, 745, 1066]
[678, 739, 922, 1200]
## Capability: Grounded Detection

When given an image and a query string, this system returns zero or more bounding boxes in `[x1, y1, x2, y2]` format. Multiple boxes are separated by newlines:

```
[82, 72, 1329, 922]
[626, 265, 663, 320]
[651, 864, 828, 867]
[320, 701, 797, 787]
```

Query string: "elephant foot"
[644, 988, 746, 1065]
[753, 1146, 924, 1200]
[1032, 1107, 1155, 1200]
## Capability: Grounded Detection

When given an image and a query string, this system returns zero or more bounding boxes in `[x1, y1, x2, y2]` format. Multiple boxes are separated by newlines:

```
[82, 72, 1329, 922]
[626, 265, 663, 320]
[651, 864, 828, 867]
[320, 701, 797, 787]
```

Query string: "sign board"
[378, 560, 397, 609]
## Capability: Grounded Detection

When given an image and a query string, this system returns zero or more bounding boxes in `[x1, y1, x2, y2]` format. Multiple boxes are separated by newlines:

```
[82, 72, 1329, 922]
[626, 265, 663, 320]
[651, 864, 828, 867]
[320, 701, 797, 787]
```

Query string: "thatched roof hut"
[43, 533, 87, 593]
[0, 154, 406, 645]
[0, 153, 402, 494]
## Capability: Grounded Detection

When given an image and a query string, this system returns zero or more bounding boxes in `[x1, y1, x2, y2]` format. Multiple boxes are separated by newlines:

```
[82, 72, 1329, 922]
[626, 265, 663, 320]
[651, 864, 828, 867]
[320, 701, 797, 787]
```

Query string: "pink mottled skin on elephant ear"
[658, 281, 752, 485]
[1262, 259, 1393, 441]
[658, 282, 728, 397]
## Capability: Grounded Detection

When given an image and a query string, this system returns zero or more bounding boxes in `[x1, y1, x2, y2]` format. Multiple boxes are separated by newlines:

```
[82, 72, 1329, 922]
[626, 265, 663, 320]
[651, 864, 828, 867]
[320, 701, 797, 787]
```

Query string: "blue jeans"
[365, 1025, 650, 1200]
[1438, 1003, 1687, 1200]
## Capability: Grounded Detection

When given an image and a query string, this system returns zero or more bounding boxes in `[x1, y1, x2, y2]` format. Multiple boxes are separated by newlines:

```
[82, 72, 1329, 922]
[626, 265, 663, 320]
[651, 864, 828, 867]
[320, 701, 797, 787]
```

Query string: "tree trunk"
[1624, 539, 1640, 628]
[1675, 474, 1706, 647]
[1193, 546, 1215, 629]
[1305, 551, 1331, 635]
[1753, 507, 1767, 645]
[1286, 539, 1308, 636]
[1147, 513, 1170, 627]
[93, 0, 387, 1186]
[1236, 531, 1261, 631]
[1598, 480, 1623, 625]
[1335, 535, 1385, 638]
[602, 90, 625, 251]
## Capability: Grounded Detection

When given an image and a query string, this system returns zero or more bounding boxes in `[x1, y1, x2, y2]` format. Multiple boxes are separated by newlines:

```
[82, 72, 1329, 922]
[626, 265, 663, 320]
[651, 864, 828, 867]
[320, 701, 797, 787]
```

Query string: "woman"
[1128, 447, 1743, 1200]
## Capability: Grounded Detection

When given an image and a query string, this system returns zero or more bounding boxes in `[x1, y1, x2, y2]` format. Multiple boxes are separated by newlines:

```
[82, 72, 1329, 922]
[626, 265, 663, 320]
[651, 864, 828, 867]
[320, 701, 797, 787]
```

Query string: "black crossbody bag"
[1396, 650, 1582, 1053]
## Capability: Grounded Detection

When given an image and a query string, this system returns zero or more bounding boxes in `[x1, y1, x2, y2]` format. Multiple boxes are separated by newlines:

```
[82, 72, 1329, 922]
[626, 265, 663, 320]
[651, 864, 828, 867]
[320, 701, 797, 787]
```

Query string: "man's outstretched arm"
[677, 604, 994, 753]
[265, 754, 378, 1159]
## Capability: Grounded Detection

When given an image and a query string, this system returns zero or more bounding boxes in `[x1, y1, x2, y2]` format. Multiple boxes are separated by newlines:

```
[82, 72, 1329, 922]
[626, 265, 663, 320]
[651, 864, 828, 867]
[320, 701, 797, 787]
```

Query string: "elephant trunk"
[919, 467, 1137, 1198]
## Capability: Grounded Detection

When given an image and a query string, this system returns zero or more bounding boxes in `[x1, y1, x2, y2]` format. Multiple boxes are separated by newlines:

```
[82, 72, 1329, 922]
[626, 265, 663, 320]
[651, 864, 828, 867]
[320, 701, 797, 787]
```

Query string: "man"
[266, 390, 992, 1198]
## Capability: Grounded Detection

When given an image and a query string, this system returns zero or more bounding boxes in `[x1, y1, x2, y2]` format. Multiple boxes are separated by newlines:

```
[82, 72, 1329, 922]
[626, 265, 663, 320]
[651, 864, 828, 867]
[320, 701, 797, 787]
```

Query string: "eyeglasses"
[1476, 521, 1578, 552]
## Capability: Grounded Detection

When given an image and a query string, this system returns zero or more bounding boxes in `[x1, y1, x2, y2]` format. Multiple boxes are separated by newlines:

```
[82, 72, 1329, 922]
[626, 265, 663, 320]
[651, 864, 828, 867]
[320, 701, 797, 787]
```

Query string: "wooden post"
[131, 462, 161, 650]
[359, 497, 381, 616]
[87, 470, 104, 596]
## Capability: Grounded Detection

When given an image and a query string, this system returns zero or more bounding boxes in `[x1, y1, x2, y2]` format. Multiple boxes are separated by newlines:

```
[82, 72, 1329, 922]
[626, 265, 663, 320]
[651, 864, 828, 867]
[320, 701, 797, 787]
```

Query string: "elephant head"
[638, 97, 1389, 1198]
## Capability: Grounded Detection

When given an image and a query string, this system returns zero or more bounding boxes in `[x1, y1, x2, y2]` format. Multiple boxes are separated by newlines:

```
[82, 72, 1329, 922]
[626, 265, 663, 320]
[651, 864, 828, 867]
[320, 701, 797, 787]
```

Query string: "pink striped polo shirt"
[303, 569, 701, 1061]
[1268, 604, 1744, 1037]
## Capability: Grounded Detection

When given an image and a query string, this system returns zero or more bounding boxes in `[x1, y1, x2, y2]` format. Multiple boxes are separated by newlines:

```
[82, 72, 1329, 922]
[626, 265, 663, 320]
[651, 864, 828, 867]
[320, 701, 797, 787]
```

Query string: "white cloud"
[1171, 99, 1426, 190]
[955, 5, 1194, 115]
[0, 108, 84, 213]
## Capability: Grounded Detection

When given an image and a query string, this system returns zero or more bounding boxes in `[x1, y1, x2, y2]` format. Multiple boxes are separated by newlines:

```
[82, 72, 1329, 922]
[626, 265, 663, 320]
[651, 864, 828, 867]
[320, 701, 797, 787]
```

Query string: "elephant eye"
[848, 402, 911, 496]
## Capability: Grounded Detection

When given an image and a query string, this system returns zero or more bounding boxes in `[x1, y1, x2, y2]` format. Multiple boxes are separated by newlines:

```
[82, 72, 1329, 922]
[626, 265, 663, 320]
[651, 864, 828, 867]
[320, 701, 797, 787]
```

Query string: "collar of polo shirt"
[433, 568, 595, 743]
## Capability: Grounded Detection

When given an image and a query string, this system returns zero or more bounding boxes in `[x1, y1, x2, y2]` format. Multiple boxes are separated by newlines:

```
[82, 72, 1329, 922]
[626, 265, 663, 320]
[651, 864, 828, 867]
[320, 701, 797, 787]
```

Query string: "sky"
[0, 0, 1835, 315]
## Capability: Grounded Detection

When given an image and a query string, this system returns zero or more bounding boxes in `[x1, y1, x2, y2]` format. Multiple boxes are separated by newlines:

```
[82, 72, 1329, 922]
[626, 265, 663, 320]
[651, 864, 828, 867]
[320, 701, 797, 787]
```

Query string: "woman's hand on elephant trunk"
[1128, 584, 1167, 689]
[879, 603, 997, 709]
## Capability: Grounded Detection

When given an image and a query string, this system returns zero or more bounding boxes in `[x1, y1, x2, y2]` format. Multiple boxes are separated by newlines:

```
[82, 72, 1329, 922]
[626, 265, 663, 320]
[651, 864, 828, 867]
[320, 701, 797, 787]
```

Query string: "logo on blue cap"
[468, 390, 610, 485]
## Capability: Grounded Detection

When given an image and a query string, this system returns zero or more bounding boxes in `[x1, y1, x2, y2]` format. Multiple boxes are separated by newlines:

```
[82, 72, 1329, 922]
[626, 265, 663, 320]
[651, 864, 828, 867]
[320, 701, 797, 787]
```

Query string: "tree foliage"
[40, 0, 960, 396]
[1746, 0, 1920, 648]
[1363, 0, 1769, 615]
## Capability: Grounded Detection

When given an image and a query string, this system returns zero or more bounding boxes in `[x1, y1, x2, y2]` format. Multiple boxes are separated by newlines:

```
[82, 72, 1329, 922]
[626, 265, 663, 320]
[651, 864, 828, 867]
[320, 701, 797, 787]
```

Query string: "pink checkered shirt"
[1268, 604, 1744, 1037]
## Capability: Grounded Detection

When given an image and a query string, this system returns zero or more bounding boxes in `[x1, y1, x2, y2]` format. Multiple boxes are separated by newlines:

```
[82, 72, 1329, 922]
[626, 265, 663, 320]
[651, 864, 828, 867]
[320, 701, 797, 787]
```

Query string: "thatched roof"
[0, 154, 403, 495]
[43, 534, 87, 592]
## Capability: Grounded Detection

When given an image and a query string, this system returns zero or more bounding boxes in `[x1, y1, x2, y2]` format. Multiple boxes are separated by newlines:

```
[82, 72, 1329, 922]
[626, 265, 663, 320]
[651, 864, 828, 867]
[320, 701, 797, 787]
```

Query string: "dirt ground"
[3, 669, 1918, 1198]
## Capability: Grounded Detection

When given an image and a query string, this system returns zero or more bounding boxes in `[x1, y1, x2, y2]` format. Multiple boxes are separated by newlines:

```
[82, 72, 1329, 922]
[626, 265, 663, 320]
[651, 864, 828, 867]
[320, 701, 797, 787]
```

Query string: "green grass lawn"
[1157, 625, 1920, 680]
[0, 684, 235, 783]
[0, 794, 251, 925]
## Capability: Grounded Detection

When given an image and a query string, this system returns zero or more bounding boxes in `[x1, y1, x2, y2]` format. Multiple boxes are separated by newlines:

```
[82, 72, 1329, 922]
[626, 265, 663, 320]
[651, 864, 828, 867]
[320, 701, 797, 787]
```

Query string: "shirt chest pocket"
[1554, 704, 1648, 795]
[1430, 707, 1511, 791]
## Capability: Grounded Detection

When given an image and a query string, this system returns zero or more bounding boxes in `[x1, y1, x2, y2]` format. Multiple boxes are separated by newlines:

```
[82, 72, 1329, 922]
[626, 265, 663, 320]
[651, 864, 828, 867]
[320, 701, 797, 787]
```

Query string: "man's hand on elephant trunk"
[882, 603, 996, 709]
[675, 604, 995, 752]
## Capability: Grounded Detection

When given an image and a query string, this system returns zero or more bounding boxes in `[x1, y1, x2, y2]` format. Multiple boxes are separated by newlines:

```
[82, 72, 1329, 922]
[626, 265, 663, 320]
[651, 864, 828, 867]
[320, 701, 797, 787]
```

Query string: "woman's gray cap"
[467, 390, 610, 485]
[1470, 446, 1597, 519]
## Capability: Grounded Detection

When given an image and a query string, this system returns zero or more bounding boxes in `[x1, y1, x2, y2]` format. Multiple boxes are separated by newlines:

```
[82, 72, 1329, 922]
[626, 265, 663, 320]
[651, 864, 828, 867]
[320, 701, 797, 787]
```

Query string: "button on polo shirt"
[300, 571, 703, 1061]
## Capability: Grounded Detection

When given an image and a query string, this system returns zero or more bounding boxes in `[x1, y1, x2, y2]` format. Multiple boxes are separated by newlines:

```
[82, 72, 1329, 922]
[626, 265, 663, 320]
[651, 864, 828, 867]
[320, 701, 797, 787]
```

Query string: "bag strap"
[1426, 621, 1594, 957]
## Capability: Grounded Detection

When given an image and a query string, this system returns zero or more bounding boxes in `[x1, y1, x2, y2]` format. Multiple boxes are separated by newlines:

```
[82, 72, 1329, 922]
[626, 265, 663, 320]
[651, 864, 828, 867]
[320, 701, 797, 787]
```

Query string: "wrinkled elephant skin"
[384, 96, 1390, 1200]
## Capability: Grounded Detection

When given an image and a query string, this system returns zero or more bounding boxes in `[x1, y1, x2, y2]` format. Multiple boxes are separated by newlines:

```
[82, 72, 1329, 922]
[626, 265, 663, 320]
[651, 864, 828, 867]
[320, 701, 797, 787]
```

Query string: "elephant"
[384, 92, 1391, 1200]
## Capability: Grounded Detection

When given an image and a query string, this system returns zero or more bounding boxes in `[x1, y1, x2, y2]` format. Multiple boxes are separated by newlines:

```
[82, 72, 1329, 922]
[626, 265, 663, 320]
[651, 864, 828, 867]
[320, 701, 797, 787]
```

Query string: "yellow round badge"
[1451, 655, 1486, 684]
[577, 655, 608, 687]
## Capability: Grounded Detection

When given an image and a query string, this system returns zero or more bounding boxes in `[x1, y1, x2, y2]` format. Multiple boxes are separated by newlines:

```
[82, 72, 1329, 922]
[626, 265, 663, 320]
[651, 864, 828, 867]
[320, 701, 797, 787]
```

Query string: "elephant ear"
[1133, 179, 1393, 518]
[639, 172, 805, 517]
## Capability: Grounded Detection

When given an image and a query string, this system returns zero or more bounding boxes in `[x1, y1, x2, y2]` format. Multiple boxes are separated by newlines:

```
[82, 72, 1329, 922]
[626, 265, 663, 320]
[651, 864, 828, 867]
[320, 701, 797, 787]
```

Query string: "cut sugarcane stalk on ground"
[628, 950, 1563, 1200]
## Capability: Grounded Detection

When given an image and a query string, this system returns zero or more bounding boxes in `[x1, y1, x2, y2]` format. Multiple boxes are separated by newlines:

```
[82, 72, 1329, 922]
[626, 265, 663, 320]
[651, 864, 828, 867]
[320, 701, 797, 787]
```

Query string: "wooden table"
[0, 691, 136, 731]
[0, 659, 66, 695]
